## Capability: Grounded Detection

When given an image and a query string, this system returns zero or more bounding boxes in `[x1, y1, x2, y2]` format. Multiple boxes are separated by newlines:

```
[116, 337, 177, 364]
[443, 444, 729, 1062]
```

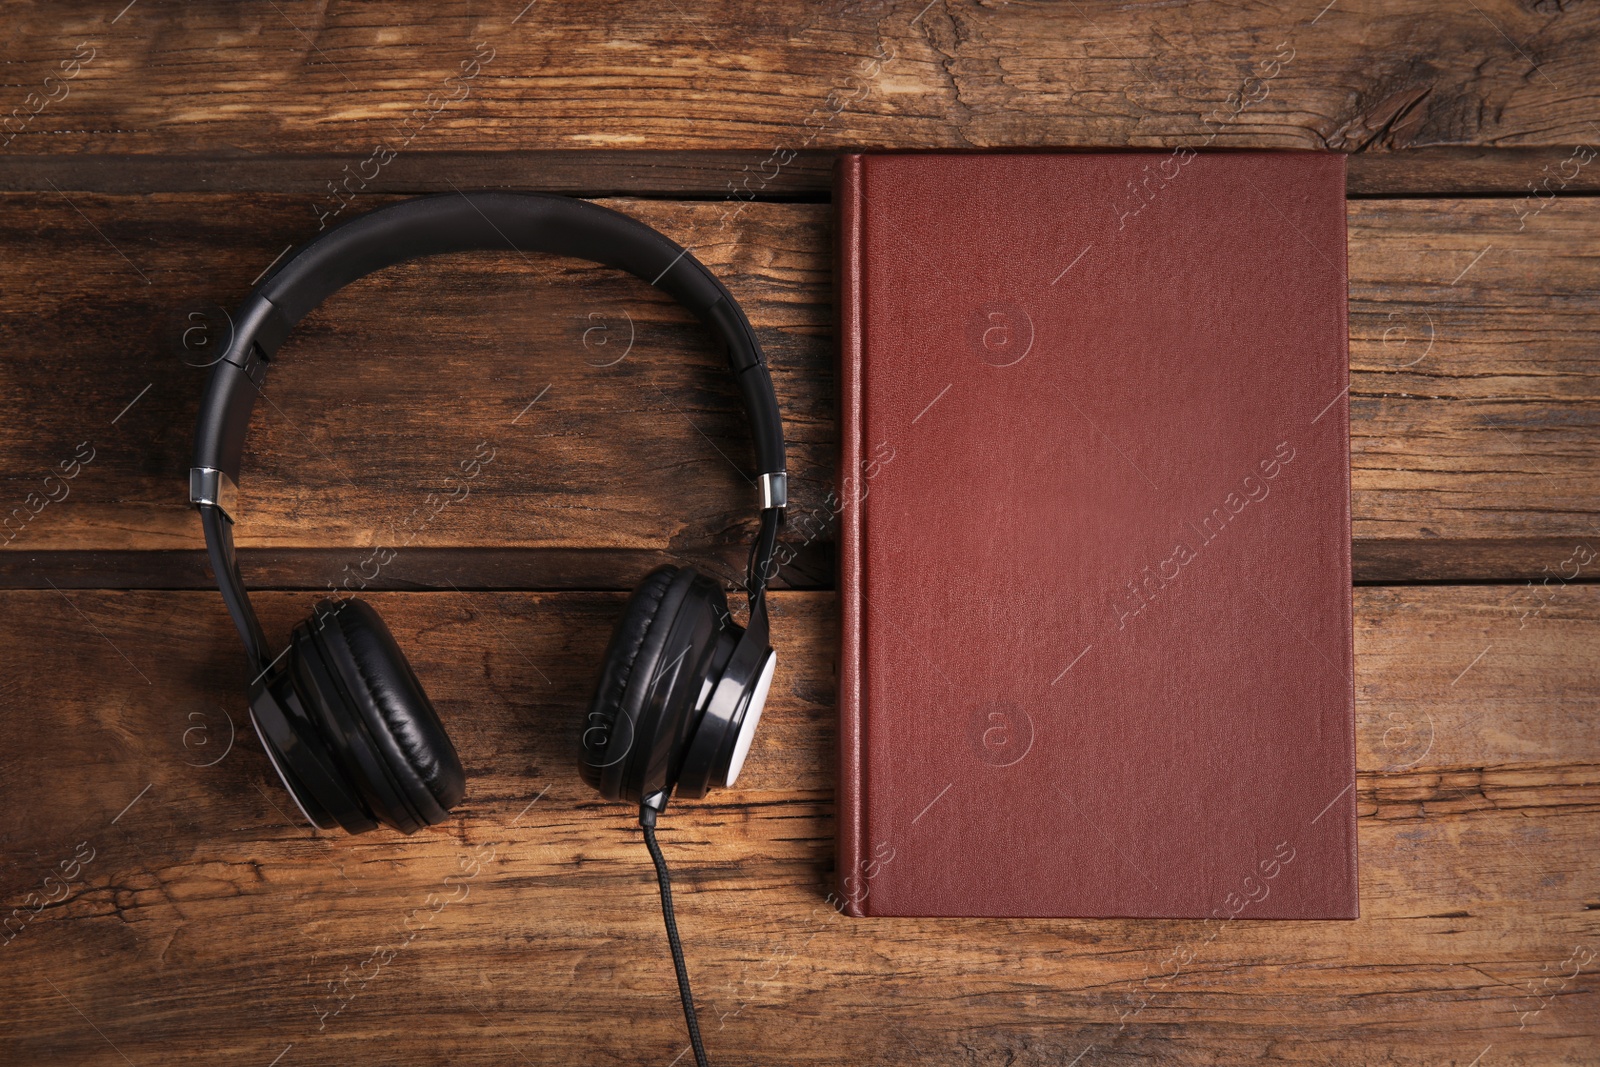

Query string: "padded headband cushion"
[314, 599, 465, 821]
[262, 192, 731, 324]
[580, 565, 681, 792]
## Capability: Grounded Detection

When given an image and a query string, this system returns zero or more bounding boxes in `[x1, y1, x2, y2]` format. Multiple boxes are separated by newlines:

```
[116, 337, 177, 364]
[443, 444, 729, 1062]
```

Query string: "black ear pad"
[580, 565, 681, 793]
[583, 566, 735, 803]
[298, 598, 465, 833]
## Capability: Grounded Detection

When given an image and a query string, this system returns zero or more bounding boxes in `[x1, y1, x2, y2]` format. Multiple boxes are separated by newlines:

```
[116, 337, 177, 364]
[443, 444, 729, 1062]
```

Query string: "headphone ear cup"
[583, 566, 735, 804]
[580, 566, 680, 796]
[248, 665, 378, 836]
[301, 598, 466, 832]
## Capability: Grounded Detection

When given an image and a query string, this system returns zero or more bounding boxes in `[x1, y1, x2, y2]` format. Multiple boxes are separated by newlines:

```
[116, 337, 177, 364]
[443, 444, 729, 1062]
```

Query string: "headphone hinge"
[236, 343, 270, 387]
[757, 472, 787, 510]
[190, 467, 240, 522]
[224, 296, 293, 385]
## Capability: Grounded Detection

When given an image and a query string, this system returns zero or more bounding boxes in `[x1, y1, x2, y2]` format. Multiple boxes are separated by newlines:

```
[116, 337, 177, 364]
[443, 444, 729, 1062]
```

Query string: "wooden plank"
[2, 0, 1597, 160]
[2, 541, 1591, 591]
[0, 586, 1594, 1064]
[0, 546, 834, 592]
[0, 150, 838, 199]
[1355, 538, 1600, 584]
[0, 193, 840, 594]
[1347, 199, 1600, 550]
[2, 147, 1598, 198]
[0, 194, 1596, 585]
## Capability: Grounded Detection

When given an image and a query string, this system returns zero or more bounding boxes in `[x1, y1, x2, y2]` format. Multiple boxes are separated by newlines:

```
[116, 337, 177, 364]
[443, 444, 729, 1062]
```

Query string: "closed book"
[835, 151, 1356, 919]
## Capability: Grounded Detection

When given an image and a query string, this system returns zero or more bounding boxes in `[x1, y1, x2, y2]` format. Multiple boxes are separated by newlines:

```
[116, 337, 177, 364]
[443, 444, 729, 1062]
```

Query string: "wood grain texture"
[0, 546, 836, 592]
[2, 2, 1595, 1064]
[0, 587, 1594, 1065]
[1347, 198, 1600, 547]
[3, 146, 1599, 198]
[0, 194, 1596, 582]
[2, 0, 1598, 158]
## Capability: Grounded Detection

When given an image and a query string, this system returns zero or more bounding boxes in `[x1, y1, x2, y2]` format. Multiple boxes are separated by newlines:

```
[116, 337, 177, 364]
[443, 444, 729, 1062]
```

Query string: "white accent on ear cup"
[724, 650, 776, 787]
[249, 707, 321, 829]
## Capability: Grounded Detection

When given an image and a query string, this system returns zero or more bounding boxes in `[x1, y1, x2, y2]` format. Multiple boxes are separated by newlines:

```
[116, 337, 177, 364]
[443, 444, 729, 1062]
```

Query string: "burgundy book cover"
[835, 151, 1356, 919]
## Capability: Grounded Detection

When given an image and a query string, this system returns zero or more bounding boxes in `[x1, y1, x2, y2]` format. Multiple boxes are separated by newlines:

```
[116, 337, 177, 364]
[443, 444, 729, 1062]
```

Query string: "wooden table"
[2, 3, 1597, 1064]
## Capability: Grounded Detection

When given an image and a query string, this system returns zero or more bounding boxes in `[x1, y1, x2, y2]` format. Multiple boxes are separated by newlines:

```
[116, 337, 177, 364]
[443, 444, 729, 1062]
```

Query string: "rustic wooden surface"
[0, 589, 1596, 1065]
[0, 195, 1596, 584]
[2, 0, 1598, 156]
[2, 1, 1597, 1065]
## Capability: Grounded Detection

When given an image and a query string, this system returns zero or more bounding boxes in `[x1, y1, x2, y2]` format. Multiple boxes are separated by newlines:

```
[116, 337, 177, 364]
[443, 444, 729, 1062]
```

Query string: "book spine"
[1333, 152, 1360, 918]
[834, 153, 868, 917]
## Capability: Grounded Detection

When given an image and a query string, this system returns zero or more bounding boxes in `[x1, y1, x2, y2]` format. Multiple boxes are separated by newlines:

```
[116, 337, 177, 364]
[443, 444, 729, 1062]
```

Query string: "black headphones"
[190, 192, 786, 1065]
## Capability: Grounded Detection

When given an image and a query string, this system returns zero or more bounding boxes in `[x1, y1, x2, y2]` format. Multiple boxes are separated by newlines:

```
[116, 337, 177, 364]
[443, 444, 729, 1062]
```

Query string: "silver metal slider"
[758, 472, 788, 510]
[190, 467, 240, 522]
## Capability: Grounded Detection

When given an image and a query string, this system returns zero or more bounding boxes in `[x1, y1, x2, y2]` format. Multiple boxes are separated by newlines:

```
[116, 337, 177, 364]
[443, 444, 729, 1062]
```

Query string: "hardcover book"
[835, 151, 1356, 918]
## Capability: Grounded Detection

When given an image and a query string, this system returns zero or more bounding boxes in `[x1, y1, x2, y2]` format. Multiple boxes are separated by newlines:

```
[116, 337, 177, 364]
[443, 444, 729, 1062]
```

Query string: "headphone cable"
[640, 802, 711, 1067]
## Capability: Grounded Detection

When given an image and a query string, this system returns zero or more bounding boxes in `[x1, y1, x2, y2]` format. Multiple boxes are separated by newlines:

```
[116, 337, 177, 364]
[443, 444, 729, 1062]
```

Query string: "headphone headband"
[192, 192, 786, 671]
[195, 191, 784, 482]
